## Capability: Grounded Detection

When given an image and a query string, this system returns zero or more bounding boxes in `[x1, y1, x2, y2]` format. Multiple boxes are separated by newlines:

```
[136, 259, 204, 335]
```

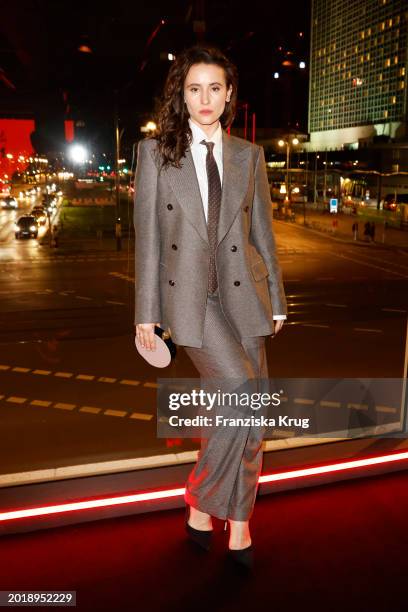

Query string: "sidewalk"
[281, 206, 408, 253]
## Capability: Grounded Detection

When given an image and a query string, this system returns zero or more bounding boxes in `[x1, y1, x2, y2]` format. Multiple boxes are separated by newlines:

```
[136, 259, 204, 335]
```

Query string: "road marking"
[320, 400, 341, 408]
[31, 399, 52, 407]
[334, 252, 408, 278]
[104, 409, 127, 417]
[1, 362, 157, 391]
[302, 323, 330, 328]
[109, 272, 134, 283]
[6, 396, 27, 404]
[325, 303, 347, 308]
[353, 327, 383, 333]
[376, 405, 398, 414]
[348, 403, 368, 410]
[130, 412, 153, 421]
[1, 392, 152, 421]
[54, 402, 76, 411]
[79, 406, 102, 414]
[382, 308, 407, 313]
[294, 398, 314, 405]
[106, 300, 126, 305]
[345, 249, 408, 273]
[75, 295, 92, 301]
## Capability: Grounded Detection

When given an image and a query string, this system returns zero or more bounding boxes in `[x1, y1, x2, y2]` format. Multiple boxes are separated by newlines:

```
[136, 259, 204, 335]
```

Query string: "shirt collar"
[188, 118, 222, 147]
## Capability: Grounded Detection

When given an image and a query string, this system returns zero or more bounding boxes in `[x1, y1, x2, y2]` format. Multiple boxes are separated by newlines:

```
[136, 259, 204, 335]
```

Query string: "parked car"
[15, 215, 38, 239]
[1, 195, 18, 209]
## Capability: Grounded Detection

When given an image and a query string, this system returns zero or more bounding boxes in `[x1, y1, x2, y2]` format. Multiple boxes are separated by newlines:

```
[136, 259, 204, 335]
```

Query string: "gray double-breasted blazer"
[133, 130, 287, 348]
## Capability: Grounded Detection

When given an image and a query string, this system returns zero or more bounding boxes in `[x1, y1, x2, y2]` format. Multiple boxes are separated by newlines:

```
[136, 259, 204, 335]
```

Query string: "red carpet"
[1, 469, 407, 612]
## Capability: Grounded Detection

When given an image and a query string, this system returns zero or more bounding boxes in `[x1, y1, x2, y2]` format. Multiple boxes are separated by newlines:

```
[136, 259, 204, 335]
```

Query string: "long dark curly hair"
[153, 44, 238, 171]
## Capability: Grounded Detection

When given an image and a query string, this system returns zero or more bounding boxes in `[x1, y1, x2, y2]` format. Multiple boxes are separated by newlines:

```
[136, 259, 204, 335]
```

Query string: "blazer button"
[243, 206, 249, 212]
[171, 244, 178, 250]
[169, 280, 175, 286]
[230, 245, 237, 252]
[234, 280, 240, 286]
[167, 204, 173, 210]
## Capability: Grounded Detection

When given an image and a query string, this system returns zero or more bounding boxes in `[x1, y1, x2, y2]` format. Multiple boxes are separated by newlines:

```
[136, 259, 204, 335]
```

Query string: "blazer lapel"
[163, 146, 209, 245]
[217, 130, 251, 247]
[163, 129, 251, 247]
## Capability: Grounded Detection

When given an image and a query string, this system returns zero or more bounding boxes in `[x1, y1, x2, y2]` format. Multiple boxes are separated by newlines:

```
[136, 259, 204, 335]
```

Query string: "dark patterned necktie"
[200, 139, 221, 294]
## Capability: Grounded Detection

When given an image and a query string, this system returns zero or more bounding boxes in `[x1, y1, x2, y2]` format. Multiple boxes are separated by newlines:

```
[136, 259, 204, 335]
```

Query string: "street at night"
[1, 0, 408, 610]
[0, 220, 406, 476]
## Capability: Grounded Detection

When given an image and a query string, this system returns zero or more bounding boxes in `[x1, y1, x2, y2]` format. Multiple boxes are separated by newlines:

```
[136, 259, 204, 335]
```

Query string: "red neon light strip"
[1, 451, 408, 523]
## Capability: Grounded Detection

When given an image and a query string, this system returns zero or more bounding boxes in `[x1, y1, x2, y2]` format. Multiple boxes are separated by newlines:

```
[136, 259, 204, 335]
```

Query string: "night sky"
[1, 1, 310, 156]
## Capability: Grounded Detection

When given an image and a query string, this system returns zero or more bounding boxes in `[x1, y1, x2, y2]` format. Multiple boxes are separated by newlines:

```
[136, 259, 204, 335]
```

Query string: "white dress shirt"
[188, 117, 286, 322]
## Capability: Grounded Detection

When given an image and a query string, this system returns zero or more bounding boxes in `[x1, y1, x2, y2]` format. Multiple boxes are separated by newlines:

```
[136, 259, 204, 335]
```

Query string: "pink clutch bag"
[135, 326, 177, 368]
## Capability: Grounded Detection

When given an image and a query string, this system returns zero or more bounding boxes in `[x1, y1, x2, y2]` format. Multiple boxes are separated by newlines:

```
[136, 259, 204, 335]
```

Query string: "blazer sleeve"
[250, 144, 287, 318]
[133, 138, 162, 325]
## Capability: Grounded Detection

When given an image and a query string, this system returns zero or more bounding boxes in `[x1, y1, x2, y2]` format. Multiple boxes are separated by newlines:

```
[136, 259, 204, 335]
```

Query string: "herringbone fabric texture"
[200, 140, 221, 294]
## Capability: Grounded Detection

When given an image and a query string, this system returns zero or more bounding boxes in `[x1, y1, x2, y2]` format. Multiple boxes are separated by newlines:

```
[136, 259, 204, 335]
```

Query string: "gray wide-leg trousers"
[182, 289, 269, 521]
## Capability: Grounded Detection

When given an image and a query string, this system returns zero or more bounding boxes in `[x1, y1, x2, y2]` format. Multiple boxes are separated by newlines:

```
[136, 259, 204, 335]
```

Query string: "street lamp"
[140, 121, 157, 133]
[278, 137, 299, 215]
[68, 144, 88, 164]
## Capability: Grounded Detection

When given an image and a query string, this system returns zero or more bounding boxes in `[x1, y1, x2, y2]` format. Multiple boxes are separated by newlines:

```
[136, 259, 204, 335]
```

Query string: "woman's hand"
[135, 323, 161, 351]
[271, 319, 284, 337]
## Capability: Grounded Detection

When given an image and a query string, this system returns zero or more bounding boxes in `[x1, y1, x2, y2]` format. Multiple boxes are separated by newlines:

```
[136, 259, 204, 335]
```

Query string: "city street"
[1, 0, 408, 606]
[0, 190, 59, 248]
[0, 219, 407, 478]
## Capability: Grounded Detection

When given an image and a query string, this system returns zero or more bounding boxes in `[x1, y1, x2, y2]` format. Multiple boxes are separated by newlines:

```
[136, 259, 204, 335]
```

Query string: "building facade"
[308, 0, 407, 151]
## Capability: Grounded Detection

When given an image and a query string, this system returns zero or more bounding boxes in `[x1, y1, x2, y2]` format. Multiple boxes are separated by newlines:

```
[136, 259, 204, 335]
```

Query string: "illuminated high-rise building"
[308, 0, 407, 151]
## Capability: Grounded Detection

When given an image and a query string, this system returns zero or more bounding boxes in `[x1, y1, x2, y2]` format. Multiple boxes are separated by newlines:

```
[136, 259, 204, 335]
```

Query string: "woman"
[134, 45, 287, 568]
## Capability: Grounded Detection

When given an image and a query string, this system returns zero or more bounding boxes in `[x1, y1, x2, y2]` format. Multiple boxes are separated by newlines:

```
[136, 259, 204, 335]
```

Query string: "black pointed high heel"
[227, 544, 254, 570]
[224, 519, 254, 570]
[185, 505, 213, 551]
